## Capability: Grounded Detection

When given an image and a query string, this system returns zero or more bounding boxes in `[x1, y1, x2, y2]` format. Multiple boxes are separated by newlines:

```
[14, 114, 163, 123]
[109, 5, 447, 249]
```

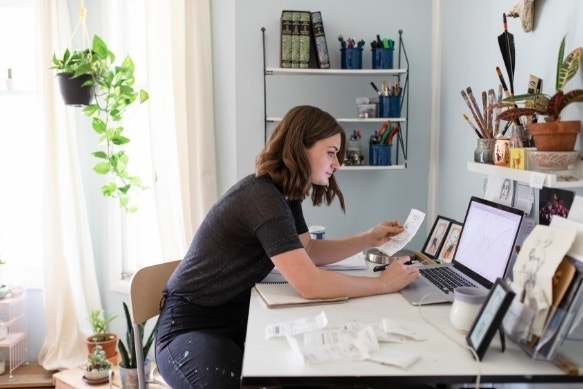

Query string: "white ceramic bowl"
[527, 151, 581, 171]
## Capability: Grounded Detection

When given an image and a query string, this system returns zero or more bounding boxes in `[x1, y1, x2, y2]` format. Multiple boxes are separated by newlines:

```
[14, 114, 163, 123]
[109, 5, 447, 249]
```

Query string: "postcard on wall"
[484, 176, 514, 207]
[539, 188, 575, 226]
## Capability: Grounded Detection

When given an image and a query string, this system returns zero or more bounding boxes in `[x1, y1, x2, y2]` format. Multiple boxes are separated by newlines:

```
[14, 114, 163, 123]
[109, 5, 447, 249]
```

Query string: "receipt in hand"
[376, 209, 425, 256]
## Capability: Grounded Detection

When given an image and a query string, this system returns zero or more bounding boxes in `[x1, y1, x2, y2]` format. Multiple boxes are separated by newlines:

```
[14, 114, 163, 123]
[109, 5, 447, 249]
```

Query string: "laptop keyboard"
[419, 267, 477, 294]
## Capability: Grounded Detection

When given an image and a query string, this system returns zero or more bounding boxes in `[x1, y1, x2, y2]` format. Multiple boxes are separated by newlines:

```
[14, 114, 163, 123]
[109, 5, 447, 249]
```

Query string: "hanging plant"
[52, 35, 149, 212]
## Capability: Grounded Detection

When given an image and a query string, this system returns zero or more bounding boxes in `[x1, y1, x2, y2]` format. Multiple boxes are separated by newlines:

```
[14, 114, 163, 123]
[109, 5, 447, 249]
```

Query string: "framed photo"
[422, 216, 453, 259]
[466, 278, 516, 360]
[437, 221, 463, 262]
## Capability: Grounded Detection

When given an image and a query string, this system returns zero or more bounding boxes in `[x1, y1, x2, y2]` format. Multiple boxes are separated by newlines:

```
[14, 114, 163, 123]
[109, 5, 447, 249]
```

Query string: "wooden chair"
[129, 260, 180, 389]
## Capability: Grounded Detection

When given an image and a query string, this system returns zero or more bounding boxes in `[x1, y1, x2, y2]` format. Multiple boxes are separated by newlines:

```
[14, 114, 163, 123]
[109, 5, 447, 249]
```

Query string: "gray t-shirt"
[165, 174, 308, 306]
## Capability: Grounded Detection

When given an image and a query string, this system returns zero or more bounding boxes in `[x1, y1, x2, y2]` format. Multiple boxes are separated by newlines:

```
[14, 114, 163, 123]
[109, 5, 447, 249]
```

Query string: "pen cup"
[372, 48, 394, 69]
[379, 95, 400, 118]
[369, 144, 392, 166]
[340, 48, 363, 69]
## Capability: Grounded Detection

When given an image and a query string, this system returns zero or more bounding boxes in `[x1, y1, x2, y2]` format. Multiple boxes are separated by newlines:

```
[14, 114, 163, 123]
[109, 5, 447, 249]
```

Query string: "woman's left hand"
[367, 220, 404, 247]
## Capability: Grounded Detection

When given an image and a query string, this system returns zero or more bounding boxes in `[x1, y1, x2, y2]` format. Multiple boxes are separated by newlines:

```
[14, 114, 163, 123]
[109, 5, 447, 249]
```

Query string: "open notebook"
[254, 283, 348, 308]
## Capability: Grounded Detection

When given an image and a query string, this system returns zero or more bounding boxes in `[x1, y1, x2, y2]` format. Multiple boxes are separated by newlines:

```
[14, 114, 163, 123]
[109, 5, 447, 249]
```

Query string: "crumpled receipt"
[376, 209, 425, 256]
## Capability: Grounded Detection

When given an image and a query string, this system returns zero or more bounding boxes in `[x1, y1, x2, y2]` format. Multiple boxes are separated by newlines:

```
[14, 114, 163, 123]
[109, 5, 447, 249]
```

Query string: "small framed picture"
[466, 278, 516, 360]
[422, 216, 453, 259]
[437, 221, 463, 262]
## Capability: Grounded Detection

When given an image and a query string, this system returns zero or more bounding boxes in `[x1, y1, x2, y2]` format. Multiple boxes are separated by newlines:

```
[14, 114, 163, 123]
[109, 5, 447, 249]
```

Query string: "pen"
[373, 264, 388, 272]
[370, 82, 381, 95]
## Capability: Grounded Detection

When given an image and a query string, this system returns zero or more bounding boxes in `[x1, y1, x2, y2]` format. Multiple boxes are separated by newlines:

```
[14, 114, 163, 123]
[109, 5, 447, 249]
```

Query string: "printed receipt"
[266, 311, 424, 368]
[376, 208, 425, 256]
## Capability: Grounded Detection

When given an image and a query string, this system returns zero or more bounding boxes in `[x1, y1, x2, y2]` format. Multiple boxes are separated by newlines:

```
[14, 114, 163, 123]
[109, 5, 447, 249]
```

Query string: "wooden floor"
[0, 363, 55, 388]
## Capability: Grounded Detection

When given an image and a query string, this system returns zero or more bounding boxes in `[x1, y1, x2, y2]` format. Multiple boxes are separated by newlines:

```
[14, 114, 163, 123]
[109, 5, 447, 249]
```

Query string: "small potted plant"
[86, 309, 118, 359]
[117, 302, 155, 389]
[84, 345, 112, 383]
[52, 35, 149, 211]
[498, 36, 583, 151]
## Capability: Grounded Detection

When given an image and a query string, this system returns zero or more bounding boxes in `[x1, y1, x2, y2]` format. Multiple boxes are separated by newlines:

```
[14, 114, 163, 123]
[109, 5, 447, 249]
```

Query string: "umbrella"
[498, 13, 516, 95]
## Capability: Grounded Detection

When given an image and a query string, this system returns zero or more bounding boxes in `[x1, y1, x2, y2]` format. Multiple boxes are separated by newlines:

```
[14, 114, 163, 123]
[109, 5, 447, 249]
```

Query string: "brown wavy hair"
[256, 105, 346, 212]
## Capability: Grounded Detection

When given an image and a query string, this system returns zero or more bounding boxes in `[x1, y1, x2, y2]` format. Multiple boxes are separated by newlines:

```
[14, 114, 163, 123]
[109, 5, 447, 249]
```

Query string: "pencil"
[463, 113, 484, 139]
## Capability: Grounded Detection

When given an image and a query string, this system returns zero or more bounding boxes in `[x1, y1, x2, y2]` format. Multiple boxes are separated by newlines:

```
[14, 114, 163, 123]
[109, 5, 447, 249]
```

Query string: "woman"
[155, 105, 419, 388]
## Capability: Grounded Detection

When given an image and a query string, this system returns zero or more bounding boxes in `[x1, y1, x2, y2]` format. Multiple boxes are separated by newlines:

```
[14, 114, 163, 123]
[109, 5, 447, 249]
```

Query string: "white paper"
[550, 216, 583, 263]
[485, 176, 514, 206]
[367, 350, 421, 370]
[320, 251, 367, 270]
[512, 225, 577, 336]
[265, 311, 328, 338]
[567, 195, 583, 224]
[513, 182, 535, 215]
[376, 209, 425, 255]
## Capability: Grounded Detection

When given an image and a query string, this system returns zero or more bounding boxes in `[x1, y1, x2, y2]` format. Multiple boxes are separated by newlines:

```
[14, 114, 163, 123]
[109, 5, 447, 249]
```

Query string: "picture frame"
[466, 278, 516, 360]
[422, 216, 453, 259]
[437, 221, 463, 262]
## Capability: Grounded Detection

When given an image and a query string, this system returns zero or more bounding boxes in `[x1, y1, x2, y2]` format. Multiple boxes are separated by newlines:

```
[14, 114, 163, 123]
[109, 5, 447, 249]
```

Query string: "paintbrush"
[466, 87, 486, 130]
[482, 90, 488, 134]
[487, 89, 495, 137]
[463, 113, 484, 138]
[461, 89, 485, 135]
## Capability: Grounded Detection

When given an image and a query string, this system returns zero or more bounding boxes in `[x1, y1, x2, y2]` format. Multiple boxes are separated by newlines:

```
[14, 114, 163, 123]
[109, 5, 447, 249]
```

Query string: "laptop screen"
[452, 196, 524, 285]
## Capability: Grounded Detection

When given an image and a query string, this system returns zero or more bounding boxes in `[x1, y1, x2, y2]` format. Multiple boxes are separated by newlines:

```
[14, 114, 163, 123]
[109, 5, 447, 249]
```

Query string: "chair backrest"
[129, 260, 180, 389]
[129, 260, 181, 325]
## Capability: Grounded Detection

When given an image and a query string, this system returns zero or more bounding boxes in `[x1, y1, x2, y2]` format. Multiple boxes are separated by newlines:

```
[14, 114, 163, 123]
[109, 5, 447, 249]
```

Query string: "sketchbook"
[254, 282, 348, 308]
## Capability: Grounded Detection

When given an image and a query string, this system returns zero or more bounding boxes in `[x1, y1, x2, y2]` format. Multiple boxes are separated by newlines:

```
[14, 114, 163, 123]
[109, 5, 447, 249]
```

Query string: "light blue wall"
[214, 0, 433, 246]
[437, 0, 583, 220]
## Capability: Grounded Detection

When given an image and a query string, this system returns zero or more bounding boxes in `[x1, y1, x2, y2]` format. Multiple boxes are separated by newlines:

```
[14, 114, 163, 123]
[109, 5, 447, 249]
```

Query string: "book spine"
[290, 11, 301, 68]
[311, 11, 330, 69]
[298, 11, 312, 69]
[280, 11, 293, 68]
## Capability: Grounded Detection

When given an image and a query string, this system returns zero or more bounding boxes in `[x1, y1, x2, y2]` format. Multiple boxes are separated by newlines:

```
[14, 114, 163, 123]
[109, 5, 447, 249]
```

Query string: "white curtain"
[37, 0, 103, 370]
[37, 0, 217, 370]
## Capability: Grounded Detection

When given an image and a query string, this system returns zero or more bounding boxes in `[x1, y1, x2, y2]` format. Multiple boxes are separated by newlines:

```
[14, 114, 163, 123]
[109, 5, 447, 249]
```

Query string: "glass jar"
[474, 138, 495, 164]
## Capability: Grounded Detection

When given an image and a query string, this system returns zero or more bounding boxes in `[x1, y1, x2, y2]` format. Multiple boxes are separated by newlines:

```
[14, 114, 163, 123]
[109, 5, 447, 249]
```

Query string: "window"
[0, 0, 43, 288]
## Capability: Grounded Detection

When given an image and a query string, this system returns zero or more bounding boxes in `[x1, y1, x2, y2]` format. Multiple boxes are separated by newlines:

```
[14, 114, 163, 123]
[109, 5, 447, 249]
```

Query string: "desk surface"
[241, 271, 582, 388]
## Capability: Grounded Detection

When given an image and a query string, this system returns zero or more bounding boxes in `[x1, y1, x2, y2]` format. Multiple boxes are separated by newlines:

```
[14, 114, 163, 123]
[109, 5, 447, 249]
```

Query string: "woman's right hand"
[378, 256, 419, 293]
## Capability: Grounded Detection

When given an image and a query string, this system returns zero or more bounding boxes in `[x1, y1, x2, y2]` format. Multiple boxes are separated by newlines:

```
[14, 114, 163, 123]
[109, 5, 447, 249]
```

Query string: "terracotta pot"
[86, 333, 118, 359]
[529, 120, 581, 151]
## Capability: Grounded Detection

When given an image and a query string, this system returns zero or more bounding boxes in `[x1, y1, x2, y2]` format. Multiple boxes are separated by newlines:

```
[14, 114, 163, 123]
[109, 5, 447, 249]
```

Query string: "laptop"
[400, 196, 524, 305]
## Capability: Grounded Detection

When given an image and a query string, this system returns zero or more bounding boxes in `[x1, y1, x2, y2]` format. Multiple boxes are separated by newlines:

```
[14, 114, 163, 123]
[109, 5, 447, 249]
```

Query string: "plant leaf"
[93, 162, 111, 174]
[556, 35, 566, 91]
[558, 47, 583, 91]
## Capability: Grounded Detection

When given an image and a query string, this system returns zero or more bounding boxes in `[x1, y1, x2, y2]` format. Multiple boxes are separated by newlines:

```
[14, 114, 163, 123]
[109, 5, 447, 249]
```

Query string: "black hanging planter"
[56, 72, 95, 106]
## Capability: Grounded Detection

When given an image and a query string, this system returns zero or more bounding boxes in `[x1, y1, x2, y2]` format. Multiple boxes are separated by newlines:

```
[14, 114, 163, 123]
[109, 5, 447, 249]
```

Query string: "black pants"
[155, 293, 249, 388]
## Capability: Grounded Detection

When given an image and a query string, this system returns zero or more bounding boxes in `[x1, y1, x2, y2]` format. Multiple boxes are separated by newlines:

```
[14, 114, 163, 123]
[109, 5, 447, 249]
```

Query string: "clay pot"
[529, 120, 581, 151]
[86, 334, 118, 359]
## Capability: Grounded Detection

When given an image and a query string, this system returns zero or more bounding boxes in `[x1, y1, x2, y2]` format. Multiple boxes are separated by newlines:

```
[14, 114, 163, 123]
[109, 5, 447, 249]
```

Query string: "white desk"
[241, 275, 583, 388]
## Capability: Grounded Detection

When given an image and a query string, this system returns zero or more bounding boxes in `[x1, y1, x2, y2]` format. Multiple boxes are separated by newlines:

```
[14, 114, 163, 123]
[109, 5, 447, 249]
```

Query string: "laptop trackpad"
[399, 278, 452, 305]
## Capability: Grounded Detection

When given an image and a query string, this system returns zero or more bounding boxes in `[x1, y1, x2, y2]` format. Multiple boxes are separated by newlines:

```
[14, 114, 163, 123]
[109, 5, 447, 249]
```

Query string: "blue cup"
[369, 144, 392, 166]
[372, 48, 394, 69]
[340, 48, 363, 69]
[388, 95, 400, 117]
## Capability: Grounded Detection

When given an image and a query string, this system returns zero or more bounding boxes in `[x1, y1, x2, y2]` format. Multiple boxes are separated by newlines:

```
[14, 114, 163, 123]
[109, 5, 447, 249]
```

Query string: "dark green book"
[280, 11, 294, 68]
[310, 11, 330, 69]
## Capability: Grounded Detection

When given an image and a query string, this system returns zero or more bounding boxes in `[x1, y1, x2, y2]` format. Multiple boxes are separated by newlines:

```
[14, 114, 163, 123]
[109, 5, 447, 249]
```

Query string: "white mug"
[450, 287, 488, 332]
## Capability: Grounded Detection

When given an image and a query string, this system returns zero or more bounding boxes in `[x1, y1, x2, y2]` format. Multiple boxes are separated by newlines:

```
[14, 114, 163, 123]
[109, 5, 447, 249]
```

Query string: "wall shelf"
[467, 161, 583, 189]
[261, 28, 410, 168]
